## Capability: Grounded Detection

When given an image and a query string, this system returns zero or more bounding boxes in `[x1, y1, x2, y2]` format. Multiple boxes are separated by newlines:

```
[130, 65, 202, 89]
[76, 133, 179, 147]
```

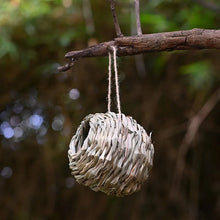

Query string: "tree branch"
[135, 0, 142, 35]
[58, 28, 220, 72]
[108, 0, 123, 37]
[171, 86, 220, 198]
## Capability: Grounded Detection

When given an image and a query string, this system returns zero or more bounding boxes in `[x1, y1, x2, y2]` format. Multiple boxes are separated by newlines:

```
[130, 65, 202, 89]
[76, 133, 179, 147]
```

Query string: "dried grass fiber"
[68, 112, 154, 196]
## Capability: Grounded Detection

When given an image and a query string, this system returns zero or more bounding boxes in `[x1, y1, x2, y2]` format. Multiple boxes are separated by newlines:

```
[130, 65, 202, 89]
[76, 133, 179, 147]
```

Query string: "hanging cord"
[107, 46, 121, 114]
[112, 46, 121, 114]
[107, 52, 112, 112]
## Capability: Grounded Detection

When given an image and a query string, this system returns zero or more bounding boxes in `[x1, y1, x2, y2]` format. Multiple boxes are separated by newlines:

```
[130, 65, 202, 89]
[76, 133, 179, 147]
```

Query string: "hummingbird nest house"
[68, 47, 154, 196]
[68, 112, 154, 196]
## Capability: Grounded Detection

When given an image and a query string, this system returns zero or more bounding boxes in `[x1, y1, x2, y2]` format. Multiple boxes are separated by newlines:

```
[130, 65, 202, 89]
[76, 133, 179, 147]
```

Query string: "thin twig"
[108, 0, 123, 37]
[58, 59, 76, 72]
[130, 0, 146, 76]
[135, 0, 142, 35]
[171, 87, 220, 197]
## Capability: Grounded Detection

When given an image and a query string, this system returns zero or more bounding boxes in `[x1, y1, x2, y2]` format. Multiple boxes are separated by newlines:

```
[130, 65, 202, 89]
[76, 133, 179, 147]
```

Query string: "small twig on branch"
[58, 28, 220, 72]
[58, 58, 77, 72]
[108, 0, 123, 37]
[135, 0, 142, 35]
[171, 86, 220, 197]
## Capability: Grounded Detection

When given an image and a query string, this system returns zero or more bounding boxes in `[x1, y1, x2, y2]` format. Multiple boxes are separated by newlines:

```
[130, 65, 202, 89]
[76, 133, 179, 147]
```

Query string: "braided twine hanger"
[107, 46, 121, 114]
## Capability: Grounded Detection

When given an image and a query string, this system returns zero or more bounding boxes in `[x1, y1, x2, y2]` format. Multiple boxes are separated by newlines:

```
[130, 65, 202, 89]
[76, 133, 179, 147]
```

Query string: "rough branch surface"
[59, 29, 220, 71]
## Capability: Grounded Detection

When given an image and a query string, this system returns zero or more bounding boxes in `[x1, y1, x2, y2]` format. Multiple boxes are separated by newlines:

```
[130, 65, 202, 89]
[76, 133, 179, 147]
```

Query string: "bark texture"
[59, 28, 220, 71]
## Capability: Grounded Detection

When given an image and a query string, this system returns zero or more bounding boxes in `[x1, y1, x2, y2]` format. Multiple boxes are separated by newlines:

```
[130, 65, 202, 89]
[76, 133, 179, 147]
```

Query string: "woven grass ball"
[68, 112, 154, 196]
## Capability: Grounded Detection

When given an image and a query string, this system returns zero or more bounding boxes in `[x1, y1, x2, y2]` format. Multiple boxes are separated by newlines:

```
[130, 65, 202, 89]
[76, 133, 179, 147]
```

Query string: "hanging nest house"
[68, 112, 154, 196]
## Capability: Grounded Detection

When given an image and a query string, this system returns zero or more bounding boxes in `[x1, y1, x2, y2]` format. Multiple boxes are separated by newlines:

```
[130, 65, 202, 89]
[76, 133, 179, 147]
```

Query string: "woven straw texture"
[68, 112, 154, 196]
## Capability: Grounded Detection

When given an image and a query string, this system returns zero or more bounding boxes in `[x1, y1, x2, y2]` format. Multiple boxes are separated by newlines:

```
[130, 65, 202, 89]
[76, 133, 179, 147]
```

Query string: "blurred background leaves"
[0, 0, 220, 219]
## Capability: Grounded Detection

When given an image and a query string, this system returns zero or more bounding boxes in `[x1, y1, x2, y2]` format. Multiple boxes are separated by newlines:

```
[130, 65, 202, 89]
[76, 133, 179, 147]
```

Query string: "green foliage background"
[0, 0, 220, 219]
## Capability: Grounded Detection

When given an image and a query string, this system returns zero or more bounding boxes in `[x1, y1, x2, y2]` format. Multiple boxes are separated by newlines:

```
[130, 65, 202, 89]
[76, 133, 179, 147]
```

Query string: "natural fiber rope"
[112, 46, 121, 114]
[107, 52, 112, 112]
[107, 46, 121, 114]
